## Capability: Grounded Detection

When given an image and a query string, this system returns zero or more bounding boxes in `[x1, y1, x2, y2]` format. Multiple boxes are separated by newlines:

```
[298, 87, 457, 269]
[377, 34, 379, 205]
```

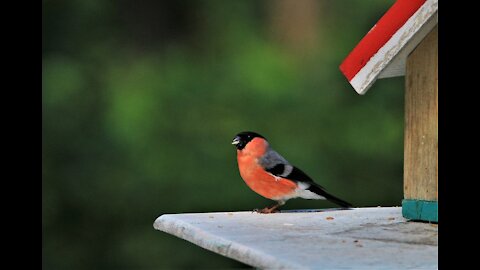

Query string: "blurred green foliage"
[43, 0, 402, 269]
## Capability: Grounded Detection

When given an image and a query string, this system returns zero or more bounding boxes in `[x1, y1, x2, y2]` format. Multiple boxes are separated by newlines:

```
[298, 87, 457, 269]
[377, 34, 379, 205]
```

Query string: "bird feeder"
[340, 0, 438, 222]
[153, 1, 438, 268]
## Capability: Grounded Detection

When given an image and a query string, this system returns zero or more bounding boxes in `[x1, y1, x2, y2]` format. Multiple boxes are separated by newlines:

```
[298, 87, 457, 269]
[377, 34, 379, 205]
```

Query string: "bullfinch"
[232, 131, 352, 214]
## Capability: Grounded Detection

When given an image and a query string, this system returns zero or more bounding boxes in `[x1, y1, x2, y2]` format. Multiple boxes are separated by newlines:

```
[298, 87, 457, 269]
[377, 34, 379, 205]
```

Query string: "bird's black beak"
[231, 136, 240, 146]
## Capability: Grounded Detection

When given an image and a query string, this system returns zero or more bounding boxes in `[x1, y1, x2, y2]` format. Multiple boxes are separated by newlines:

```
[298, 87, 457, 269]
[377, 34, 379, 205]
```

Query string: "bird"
[231, 131, 352, 214]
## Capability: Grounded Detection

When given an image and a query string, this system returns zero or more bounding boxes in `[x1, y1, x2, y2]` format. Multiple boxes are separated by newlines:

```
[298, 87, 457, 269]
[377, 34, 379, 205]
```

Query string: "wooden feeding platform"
[154, 207, 438, 269]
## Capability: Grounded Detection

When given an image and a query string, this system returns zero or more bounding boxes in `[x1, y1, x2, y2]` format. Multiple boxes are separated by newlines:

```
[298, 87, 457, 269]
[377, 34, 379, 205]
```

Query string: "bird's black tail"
[307, 184, 353, 208]
[324, 193, 353, 208]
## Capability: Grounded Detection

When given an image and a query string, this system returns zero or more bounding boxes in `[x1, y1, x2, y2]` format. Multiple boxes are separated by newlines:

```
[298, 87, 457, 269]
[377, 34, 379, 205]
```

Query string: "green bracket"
[402, 199, 438, 223]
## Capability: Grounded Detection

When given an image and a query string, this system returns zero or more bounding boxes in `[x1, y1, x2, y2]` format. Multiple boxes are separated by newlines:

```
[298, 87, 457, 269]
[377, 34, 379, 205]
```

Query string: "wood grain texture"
[404, 25, 438, 201]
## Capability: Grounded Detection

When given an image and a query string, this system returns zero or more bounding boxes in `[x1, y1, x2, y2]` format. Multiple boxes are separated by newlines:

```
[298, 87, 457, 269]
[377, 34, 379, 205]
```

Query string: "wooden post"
[403, 25, 438, 222]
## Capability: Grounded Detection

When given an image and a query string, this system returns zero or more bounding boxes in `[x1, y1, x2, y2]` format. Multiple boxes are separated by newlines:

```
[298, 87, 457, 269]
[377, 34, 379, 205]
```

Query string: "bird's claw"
[253, 207, 278, 214]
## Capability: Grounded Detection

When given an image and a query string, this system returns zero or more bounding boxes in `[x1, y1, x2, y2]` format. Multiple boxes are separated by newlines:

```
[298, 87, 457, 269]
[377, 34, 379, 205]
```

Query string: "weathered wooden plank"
[154, 208, 438, 269]
[404, 25, 438, 201]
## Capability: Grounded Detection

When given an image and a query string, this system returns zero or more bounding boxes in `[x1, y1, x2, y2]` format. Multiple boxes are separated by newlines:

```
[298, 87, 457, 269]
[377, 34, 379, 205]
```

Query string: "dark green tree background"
[43, 0, 403, 268]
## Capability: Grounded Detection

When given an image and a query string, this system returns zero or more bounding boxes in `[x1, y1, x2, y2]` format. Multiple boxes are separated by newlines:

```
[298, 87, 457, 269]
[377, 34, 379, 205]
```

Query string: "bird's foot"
[253, 206, 279, 214]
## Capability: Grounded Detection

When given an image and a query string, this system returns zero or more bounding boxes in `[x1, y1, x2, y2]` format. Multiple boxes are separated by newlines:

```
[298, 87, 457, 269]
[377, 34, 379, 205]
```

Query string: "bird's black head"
[231, 131, 266, 150]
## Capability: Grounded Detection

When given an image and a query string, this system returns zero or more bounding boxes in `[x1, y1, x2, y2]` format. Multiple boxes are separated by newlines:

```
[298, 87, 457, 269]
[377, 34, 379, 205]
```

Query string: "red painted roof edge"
[339, 0, 426, 81]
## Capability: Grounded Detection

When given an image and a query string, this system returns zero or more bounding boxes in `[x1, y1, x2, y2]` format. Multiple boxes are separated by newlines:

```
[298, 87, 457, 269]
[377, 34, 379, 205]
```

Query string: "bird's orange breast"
[237, 150, 297, 200]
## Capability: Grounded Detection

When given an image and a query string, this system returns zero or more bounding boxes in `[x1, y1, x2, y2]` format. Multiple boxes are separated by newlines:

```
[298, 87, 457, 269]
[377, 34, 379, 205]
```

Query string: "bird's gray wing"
[258, 148, 311, 183]
[258, 148, 289, 169]
[259, 148, 352, 207]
